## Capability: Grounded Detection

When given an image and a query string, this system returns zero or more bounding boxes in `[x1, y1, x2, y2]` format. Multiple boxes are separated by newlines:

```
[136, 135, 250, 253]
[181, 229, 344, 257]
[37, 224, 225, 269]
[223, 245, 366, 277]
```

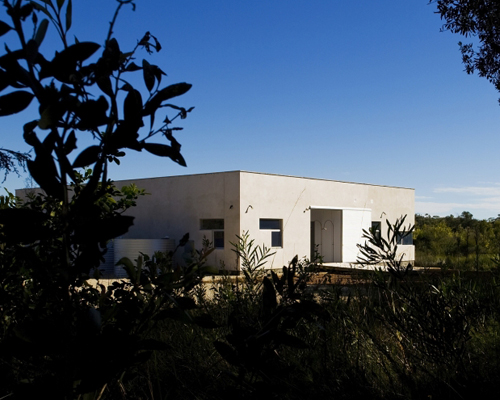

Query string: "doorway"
[310, 209, 342, 263]
[310, 219, 336, 262]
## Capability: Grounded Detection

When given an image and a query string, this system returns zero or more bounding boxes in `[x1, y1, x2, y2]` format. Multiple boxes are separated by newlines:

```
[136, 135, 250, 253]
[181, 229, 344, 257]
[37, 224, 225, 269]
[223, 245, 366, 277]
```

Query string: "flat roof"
[112, 170, 414, 191]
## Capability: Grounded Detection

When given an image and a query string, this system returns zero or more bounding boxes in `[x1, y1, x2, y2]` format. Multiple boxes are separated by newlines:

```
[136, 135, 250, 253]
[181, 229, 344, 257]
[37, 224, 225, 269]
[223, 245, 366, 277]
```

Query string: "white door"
[342, 209, 371, 262]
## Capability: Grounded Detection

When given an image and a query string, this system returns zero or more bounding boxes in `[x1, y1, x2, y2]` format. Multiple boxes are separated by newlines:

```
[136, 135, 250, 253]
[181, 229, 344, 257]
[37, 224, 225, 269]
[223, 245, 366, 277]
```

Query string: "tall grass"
[110, 258, 500, 399]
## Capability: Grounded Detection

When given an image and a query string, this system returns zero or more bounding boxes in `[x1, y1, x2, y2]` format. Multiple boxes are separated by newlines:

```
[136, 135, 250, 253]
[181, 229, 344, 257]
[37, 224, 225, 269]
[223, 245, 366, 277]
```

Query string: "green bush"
[117, 227, 500, 399]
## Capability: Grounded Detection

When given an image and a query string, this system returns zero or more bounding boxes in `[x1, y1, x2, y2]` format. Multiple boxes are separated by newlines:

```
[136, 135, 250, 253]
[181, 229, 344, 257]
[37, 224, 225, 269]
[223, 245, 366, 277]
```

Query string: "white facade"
[111, 171, 415, 271]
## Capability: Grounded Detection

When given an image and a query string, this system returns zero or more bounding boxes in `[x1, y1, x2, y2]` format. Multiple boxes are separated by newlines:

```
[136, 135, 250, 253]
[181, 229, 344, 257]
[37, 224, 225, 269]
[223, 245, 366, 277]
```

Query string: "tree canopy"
[434, 0, 500, 99]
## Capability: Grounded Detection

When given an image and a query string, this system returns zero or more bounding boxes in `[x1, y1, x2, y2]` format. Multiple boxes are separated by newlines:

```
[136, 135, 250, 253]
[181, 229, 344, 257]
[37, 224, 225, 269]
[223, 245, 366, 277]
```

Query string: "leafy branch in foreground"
[0, 1, 203, 399]
[357, 215, 414, 277]
[433, 0, 500, 101]
[0, 148, 30, 182]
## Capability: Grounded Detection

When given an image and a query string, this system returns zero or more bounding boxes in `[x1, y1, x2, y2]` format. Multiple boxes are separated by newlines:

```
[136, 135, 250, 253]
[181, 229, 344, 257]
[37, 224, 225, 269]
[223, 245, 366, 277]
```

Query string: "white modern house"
[111, 171, 415, 271]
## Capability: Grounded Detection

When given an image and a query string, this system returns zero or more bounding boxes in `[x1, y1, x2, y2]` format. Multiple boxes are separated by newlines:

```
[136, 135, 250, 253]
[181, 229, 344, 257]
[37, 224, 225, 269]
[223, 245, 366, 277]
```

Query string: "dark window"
[200, 219, 224, 230]
[271, 231, 282, 247]
[371, 221, 381, 241]
[260, 219, 281, 230]
[200, 219, 224, 249]
[260, 219, 282, 248]
[213, 231, 224, 249]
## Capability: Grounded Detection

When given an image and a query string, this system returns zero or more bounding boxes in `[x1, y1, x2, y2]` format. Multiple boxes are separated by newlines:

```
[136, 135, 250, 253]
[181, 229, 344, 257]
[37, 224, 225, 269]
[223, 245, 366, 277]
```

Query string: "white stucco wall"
[114, 172, 241, 270]
[15, 170, 415, 271]
[238, 171, 414, 268]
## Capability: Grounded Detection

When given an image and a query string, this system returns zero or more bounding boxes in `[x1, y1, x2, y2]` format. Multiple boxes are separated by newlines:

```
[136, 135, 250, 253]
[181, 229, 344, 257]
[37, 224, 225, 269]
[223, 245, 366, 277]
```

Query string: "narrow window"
[213, 231, 224, 249]
[371, 221, 381, 241]
[260, 219, 282, 247]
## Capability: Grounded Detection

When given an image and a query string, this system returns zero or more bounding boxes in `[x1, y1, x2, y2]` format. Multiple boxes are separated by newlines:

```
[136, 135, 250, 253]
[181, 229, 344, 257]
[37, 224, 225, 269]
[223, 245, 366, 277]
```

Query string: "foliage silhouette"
[0, 1, 205, 399]
[0, 148, 30, 182]
[433, 0, 500, 102]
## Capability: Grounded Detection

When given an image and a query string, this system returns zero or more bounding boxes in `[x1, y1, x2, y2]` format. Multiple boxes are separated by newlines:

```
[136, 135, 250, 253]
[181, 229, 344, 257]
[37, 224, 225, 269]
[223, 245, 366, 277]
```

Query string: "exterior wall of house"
[238, 171, 415, 268]
[15, 170, 415, 271]
[113, 171, 241, 270]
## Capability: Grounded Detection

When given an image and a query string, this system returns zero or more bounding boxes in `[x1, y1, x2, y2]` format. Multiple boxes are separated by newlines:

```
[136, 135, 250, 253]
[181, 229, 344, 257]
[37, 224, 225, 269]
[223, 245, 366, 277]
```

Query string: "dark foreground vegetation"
[4, 225, 500, 400]
[115, 264, 500, 400]
[102, 232, 500, 400]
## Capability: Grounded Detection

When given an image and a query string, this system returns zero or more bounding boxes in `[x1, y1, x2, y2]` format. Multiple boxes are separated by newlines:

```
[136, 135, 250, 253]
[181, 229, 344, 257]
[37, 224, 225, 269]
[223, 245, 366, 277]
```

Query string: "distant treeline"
[414, 212, 500, 270]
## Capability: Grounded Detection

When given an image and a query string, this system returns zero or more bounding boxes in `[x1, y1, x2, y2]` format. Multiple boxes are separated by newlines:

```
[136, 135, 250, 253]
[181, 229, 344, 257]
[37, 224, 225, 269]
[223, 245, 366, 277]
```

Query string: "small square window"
[260, 219, 282, 248]
[397, 232, 413, 245]
[200, 219, 224, 249]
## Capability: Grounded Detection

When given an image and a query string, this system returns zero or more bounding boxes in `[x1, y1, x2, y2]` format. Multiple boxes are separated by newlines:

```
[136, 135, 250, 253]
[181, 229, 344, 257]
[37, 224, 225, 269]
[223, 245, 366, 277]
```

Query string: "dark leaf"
[25, 39, 39, 65]
[262, 276, 277, 310]
[30, 2, 52, 19]
[0, 20, 12, 37]
[116, 257, 136, 280]
[101, 38, 121, 71]
[94, 215, 134, 242]
[73, 145, 100, 168]
[0, 71, 8, 92]
[178, 232, 189, 247]
[143, 143, 186, 166]
[34, 18, 49, 46]
[213, 341, 239, 366]
[142, 59, 155, 92]
[42, 129, 58, 147]
[96, 75, 113, 97]
[75, 215, 134, 242]
[152, 35, 162, 52]
[27, 156, 62, 199]
[20, 4, 33, 20]
[125, 62, 141, 72]
[108, 123, 141, 151]
[271, 270, 284, 295]
[65, 0, 72, 30]
[123, 89, 143, 127]
[0, 54, 32, 88]
[150, 64, 166, 86]
[120, 51, 133, 62]
[57, 0, 65, 10]
[64, 130, 76, 154]
[143, 83, 192, 116]
[48, 42, 100, 82]
[38, 102, 65, 130]
[0, 91, 34, 116]
[23, 120, 39, 145]
[75, 96, 109, 130]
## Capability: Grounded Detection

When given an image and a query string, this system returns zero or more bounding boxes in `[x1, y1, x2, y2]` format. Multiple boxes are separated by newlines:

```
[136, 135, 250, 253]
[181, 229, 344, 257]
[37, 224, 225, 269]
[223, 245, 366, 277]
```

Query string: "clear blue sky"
[2, 0, 500, 220]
